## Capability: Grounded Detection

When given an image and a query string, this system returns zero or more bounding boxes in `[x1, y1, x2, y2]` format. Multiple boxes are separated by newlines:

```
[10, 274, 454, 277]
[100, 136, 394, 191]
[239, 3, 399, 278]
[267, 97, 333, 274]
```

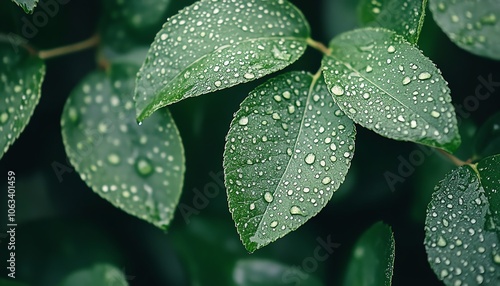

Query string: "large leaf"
[425, 155, 500, 286]
[224, 71, 356, 252]
[58, 263, 128, 286]
[358, 0, 427, 44]
[322, 27, 460, 153]
[61, 64, 185, 230]
[0, 43, 45, 159]
[10, 0, 38, 13]
[134, 0, 310, 122]
[342, 221, 395, 286]
[429, 0, 500, 60]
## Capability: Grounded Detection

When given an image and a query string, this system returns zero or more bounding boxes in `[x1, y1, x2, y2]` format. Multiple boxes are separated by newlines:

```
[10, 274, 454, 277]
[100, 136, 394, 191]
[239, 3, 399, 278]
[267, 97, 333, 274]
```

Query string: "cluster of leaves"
[2, 0, 499, 285]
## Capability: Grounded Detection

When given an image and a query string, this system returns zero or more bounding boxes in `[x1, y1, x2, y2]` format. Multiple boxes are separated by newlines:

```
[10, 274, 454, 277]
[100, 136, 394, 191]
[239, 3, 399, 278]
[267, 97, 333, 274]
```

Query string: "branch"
[38, 34, 100, 60]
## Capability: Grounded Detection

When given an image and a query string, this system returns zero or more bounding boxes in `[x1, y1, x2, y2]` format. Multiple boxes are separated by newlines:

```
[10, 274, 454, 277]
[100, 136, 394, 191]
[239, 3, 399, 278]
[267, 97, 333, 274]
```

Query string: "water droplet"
[437, 235, 447, 247]
[402, 77, 411, 85]
[493, 253, 500, 264]
[362, 93, 370, 99]
[410, 120, 417, 128]
[304, 153, 316, 165]
[249, 203, 255, 210]
[431, 111, 440, 118]
[418, 72, 432, 80]
[107, 153, 121, 165]
[214, 80, 222, 87]
[481, 13, 496, 25]
[288, 105, 295, 114]
[136, 158, 153, 176]
[282, 91, 291, 99]
[387, 45, 396, 53]
[290, 206, 304, 215]
[437, 2, 446, 11]
[365, 65, 373, 73]
[331, 85, 344, 96]
[270, 221, 278, 228]
[239, 116, 249, 126]
[451, 15, 459, 23]
[67, 108, 78, 122]
[0, 112, 9, 124]
[244, 73, 255, 79]
[264, 192, 274, 203]
[322, 177, 331, 184]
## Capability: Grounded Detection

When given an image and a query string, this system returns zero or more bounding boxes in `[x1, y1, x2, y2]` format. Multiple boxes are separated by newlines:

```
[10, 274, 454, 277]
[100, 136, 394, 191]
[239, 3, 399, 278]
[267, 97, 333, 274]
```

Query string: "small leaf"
[224, 71, 356, 252]
[342, 221, 395, 286]
[0, 43, 45, 159]
[474, 112, 500, 160]
[322, 27, 460, 153]
[58, 263, 129, 286]
[134, 0, 310, 122]
[429, 0, 500, 60]
[61, 64, 185, 230]
[425, 155, 500, 286]
[358, 0, 427, 44]
[10, 0, 38, 14]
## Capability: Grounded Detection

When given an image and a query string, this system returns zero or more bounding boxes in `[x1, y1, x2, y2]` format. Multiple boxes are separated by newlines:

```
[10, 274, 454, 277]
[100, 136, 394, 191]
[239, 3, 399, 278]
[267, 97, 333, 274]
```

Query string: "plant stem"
[38, 34, 100, 60]
[437, 149, 468, 167]
[306, 38, 331, 56]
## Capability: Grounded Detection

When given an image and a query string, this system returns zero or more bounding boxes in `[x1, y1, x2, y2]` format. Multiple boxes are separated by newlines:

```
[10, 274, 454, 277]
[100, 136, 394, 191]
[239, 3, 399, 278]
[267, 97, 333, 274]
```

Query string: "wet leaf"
[0, 43, 45, 159]
[322, 27, 460, 153]
[224, 71, 356, 252]
[429, 0, 500, 60]
[11, 0, 38, 14]
[233, 259, 323, 286]
[58, 263, 128, 286]
[61, 64, 185, 230]
[425, 155, 500, 286]
[358, 0, 427, 44]
[134, 0, 310, 122]
[474, 112, 500, 160]
[342, 221, 395, 286]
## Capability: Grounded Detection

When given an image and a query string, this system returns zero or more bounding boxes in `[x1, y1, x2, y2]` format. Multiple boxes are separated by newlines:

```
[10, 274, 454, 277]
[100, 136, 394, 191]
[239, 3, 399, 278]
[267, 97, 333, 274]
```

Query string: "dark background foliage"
[0, 0, 499, 285]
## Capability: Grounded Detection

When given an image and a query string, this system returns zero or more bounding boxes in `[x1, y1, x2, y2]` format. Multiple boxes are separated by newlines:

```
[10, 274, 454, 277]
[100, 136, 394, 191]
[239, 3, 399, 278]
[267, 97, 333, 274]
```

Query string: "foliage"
[1, 0, 499, 285]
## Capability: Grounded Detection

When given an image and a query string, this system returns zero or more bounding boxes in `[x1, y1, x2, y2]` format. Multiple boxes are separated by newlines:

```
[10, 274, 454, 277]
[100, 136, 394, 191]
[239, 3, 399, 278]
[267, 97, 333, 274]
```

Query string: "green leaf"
[233, 259, 324, 286]
[103, 0, 171, 31]
[425, 155, 500, 286]
[0, 43, 45, 159]
[61, 64, 185, 230]
[10, 0, 38, 14]
[134, 0, 310, 122]
[58, 263, 129, 286]
[357, 0, 427, 44]
[429, 0, 500, 60]
[224, 71, 356, 252]
[322, 27, 460, 153]
[342, 221, 395, 286]
[474, 112, 500, 160]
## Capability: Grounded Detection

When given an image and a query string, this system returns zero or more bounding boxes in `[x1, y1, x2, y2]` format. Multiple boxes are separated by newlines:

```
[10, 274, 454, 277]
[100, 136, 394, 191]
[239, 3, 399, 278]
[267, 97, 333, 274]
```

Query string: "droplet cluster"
[61, 66, 185, 229]
[224, 71, 356, 251]
[135, 0, 310, 120]
[322, 28, 460, 151]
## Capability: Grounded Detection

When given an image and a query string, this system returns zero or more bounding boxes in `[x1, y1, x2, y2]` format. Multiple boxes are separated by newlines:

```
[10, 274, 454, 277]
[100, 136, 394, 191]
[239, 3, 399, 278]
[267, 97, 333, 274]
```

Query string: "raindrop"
[244, 73, 255, 79]
[402, 76, 412, 85]
[331, 85, 344, 96]
[387, 45, 396, 53]
[250, 203, 255, 210]
[264, 192, 274, 203]
[418, 72, 432, 80]
[68, 108, 78, 122]
[431, 111, 440, 118]
[493, 253, 500, 264]
[322, 177, 331, 184]
[135, 158, 154, 176]
[107, 153, 121, 165]
[365, 65, 373, 73]
[239, 116, 249, 126]
[304, 153, 316, 165]
[290, 206, 304, 215]
[270, 221, 278, 228]
[437, 235, 447, 247]
[0, 112, 9, 124]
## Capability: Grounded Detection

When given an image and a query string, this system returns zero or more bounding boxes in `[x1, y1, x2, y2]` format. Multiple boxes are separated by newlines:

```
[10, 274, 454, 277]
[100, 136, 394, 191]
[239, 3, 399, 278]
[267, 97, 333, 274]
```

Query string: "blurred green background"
[0, 0, 499, 285]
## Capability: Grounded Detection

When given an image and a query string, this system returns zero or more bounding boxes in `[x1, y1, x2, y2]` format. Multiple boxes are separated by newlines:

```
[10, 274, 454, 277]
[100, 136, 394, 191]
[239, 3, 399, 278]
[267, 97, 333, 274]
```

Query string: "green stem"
[38, 34, 100, 60]
[437, 149, 468, 167]
[306, 38, 331, 56]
